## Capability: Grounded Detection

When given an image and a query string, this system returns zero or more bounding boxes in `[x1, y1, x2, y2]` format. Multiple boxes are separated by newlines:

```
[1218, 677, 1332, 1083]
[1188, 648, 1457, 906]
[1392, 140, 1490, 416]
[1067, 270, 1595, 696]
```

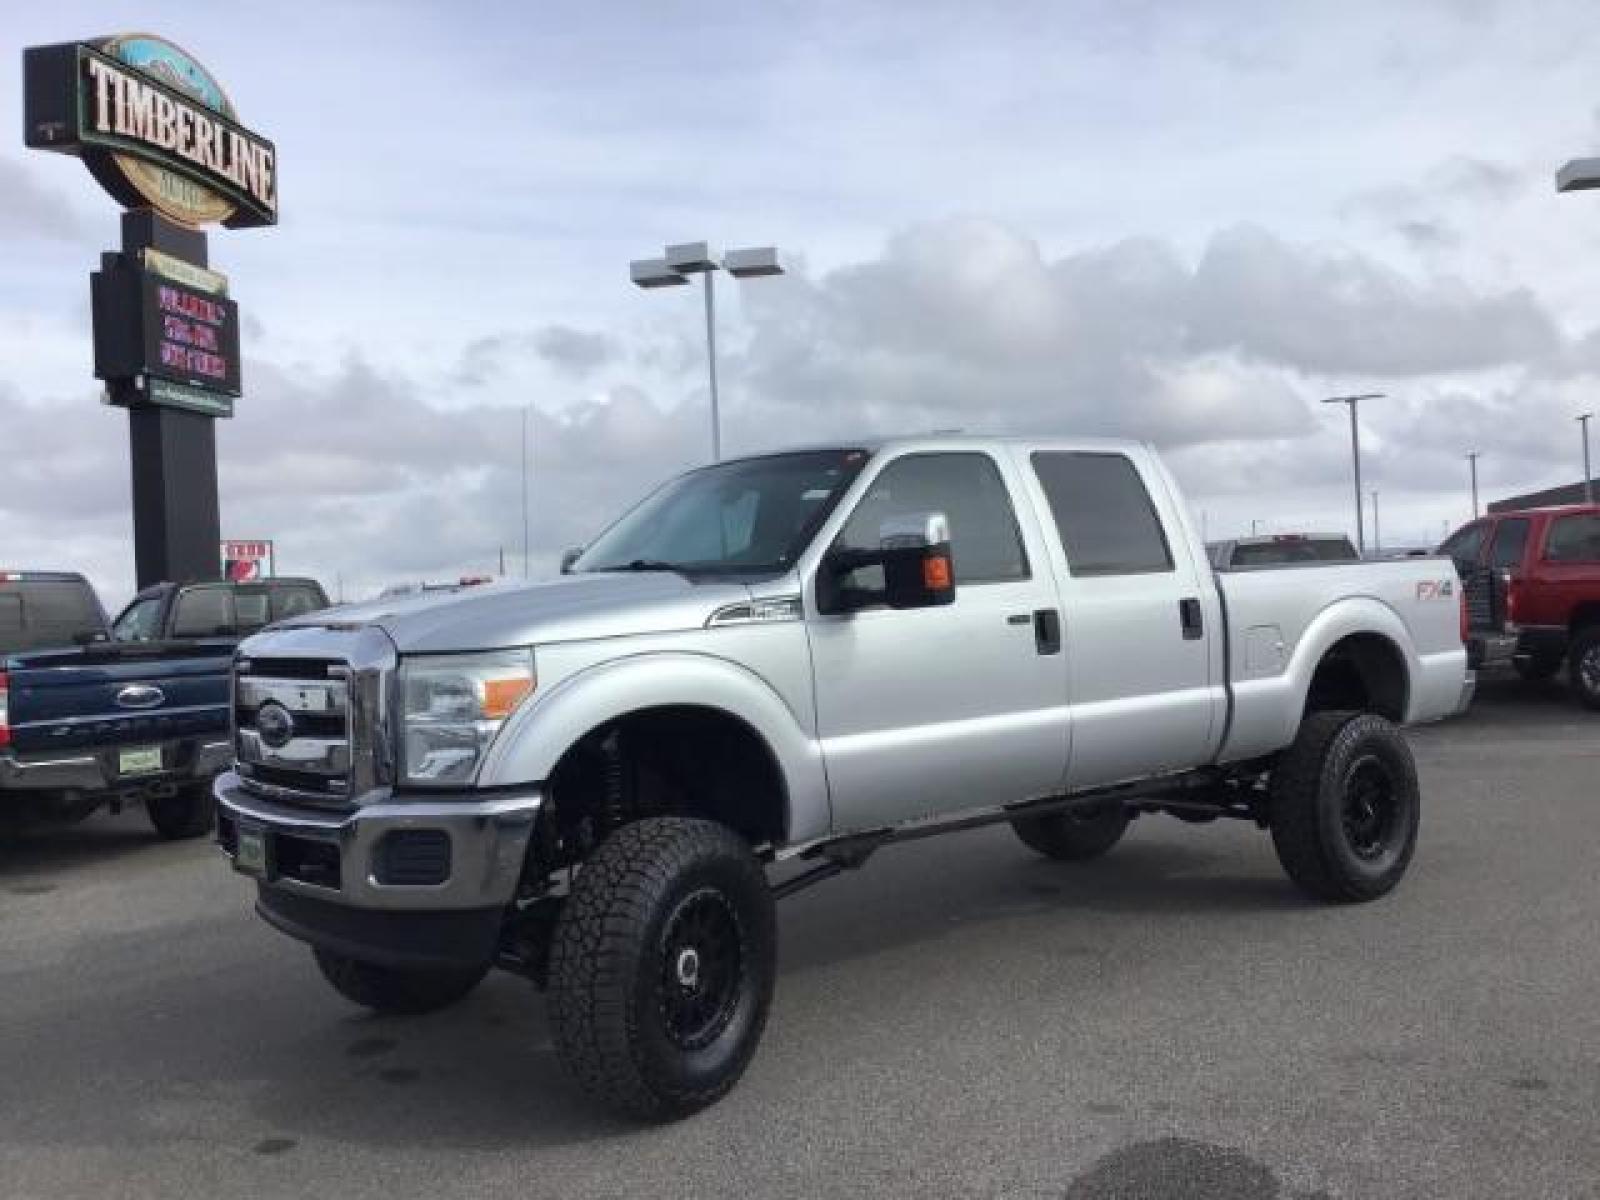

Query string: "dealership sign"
[24, 34, 276, 228]
[222, 540, 274, 582]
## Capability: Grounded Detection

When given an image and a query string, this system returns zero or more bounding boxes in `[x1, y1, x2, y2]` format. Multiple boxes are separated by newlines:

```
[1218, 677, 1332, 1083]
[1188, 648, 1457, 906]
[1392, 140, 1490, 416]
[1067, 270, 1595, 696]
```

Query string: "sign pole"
[116, 211, 222, 587]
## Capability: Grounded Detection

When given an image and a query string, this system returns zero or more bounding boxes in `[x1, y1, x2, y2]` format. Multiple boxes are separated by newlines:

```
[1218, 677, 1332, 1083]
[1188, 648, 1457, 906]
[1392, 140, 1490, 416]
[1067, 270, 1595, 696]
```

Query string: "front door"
[806, 451, 1070, 831]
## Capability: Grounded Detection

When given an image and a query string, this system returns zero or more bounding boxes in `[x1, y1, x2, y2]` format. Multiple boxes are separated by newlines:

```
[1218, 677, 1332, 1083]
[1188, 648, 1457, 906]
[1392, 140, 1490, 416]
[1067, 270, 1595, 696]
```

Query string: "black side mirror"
[559, 547, 583, 575]
[819, 511, 957, 614]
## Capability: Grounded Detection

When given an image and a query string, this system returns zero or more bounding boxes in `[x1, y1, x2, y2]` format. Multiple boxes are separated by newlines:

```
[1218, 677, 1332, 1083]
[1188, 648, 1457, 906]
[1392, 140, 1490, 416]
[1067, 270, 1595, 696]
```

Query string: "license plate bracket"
[234, 823, 270, 879]
[118, 746, 162, 776]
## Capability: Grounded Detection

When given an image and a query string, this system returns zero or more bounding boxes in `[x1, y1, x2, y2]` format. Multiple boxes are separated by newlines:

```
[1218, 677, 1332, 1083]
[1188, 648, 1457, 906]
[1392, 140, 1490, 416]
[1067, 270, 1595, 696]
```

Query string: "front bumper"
[213, 770, 542, 913]
[0, 738, 233, 794]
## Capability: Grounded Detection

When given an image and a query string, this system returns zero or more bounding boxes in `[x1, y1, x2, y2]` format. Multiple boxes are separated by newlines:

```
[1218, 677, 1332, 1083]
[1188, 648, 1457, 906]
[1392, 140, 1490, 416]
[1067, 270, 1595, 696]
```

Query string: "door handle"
[1033, 608, 1062, 655]
[1179, 596, 1204, 640]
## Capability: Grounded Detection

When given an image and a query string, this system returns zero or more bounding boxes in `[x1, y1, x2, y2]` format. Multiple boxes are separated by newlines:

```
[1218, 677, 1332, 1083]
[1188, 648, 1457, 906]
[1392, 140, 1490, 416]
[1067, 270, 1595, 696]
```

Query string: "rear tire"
[548, 817, 776, 1121]
[1512, 653, 1562, 683]
[1011, 803, 1130, 861]
[312, 948, 488, 1015]
[146, 782, 216, 840]
[1268, 711, 1420, 903]
[1570, 626, 1600, 711]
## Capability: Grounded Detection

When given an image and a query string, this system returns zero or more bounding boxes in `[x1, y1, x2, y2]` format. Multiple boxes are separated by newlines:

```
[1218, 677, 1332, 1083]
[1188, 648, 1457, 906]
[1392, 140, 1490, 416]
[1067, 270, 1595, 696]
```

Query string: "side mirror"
[559, 547, 583, 575]
[819, 510, 956, 613]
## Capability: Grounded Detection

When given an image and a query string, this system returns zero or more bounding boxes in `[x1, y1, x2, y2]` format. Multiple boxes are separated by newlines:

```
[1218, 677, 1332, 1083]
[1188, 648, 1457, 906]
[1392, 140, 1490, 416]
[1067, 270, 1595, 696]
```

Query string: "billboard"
[221, 540, 273, 581]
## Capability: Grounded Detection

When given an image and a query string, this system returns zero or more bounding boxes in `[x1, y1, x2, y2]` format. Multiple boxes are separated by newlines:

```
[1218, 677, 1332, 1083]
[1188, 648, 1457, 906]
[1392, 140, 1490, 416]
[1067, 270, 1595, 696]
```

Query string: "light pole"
[1466, 451, 1481, 518]
[1322, 393, 1384, 555]
[1371, 490, 1380, 555]
[520, 406, 531, 578]
[1579, 413, 1594, 504]
[630, 243, 785, 461]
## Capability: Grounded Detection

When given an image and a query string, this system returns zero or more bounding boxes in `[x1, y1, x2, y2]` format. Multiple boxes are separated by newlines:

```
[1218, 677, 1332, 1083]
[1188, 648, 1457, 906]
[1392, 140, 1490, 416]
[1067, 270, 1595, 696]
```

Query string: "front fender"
[476, 651, 830, 844]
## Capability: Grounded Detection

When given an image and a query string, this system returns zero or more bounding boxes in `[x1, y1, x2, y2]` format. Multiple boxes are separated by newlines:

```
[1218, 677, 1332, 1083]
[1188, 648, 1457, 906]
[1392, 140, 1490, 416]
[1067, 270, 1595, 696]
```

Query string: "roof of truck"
[748, 434, 1150, 458]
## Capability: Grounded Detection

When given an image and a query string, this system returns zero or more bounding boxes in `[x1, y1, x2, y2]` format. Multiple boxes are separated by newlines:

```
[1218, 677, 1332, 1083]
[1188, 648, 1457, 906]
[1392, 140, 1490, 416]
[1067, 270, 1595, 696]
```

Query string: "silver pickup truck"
[216, 436, 1471, 1118]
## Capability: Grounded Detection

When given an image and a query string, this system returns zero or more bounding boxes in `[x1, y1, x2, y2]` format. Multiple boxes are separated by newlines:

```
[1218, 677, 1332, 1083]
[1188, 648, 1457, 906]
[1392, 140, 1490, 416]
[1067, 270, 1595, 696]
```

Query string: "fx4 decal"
[1416, 579, 1455, 601]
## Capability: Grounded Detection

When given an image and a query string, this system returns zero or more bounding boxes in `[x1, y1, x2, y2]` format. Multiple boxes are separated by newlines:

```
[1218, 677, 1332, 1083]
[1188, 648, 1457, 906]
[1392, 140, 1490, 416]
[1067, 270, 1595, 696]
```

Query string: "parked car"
[1, 571, 232, 837]
[1207, 533, 1360, 569]
[1440, 504, 1600, 708]
[112, 577, 329, 643]
[215, 436, 1471, 1119]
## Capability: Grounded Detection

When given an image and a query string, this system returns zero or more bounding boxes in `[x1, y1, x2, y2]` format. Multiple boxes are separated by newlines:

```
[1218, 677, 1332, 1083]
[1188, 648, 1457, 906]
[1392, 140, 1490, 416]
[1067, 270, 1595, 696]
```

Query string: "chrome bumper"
[214, 770, 542, 912]
[0, 739, 233, 793]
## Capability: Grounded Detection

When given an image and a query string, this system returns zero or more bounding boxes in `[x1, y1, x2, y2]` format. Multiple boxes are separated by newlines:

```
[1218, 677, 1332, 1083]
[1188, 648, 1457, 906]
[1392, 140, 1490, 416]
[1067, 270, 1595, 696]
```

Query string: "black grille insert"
[373, 830, 452, 886]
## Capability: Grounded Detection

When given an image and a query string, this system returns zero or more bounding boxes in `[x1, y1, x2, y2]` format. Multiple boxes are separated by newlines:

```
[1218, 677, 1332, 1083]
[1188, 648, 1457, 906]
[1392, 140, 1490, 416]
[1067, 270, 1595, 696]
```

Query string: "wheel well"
[1570, 603, 1600, 636]
[1304, 634, 1408, 723]
[533, 706, 788, 876]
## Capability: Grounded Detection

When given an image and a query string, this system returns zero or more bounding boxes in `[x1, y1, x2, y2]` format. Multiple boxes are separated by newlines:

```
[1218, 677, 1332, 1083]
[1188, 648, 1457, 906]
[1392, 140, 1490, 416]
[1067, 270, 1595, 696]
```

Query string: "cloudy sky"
[5, 0, 1600, 607]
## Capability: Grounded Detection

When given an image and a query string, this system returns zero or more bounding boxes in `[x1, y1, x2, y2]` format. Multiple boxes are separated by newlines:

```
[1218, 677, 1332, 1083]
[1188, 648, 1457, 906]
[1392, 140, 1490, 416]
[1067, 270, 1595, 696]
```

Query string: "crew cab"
[112, 577, 328, 644]
[1441, 505, 1600, 708]
[1, 571, 230, 837]
[215, 437, 1471, 1118]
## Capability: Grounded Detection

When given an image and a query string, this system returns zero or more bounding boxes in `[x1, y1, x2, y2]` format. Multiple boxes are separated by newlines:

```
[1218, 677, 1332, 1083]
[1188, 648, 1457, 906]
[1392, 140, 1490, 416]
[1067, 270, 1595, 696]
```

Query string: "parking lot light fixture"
[631, 241, 786, 462]
[1322, 393, 1384, 555]
[1579, 414, 1594, 505]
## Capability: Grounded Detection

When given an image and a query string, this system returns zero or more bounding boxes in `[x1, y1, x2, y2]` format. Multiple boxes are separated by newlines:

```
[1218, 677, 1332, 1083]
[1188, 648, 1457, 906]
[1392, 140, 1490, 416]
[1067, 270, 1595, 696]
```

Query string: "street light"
[1579, 413, 1594, 505]
[629, 241, 786, 461]
[1322, 393, 1384, 555]
[1466, 451, 1481, 518]
[1371, 490, 1381, 555]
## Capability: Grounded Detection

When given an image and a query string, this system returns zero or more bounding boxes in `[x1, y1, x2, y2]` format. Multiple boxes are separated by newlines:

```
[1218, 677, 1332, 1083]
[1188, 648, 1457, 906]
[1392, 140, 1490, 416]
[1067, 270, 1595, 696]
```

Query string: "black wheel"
[1268, 711, 1420, 903]
[1570, 627, 1600, 711]
[1011, 803, 1130, 861]
[146, 782, 216, 840]
[1512, 653, 1562, 683]
[548, 817, 776, 1121]
[312, 948, 488, 1015]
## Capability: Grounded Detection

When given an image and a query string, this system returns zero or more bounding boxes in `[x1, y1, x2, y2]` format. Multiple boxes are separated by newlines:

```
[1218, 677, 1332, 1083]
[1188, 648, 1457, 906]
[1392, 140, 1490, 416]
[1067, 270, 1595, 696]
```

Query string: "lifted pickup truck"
[216, 437, 1471, 1118]
[2, 571, 230, 837]
[1441, 505, 1600, 708]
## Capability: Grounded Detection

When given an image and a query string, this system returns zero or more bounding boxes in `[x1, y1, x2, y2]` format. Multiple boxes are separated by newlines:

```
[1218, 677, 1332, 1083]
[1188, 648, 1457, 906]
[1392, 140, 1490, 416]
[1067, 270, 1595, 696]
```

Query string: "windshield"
[573, 449, 870, 576]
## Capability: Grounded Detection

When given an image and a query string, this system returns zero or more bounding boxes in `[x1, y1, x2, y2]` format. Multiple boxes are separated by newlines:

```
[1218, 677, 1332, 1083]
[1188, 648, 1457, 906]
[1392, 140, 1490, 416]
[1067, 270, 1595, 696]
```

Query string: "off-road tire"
[548, 817, 776, 1121]
[312, 948, 488, 1015]
[1512, 653, 1562, 683]
[1011, 804, 1131, 861]
[1269, 711, 1420, 903]
[1570, 626, 1600, 711]
[146, 782, 216, 840]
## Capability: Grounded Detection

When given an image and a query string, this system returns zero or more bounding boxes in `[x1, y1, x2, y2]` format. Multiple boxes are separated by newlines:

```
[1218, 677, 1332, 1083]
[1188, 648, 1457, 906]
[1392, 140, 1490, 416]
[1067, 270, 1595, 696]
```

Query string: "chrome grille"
[235, 657, 353, 808]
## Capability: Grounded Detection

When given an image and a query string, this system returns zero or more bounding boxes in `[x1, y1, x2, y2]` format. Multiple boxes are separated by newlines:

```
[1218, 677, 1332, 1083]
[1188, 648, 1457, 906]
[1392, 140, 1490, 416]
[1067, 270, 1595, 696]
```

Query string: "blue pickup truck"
[1, 572, 326, 838]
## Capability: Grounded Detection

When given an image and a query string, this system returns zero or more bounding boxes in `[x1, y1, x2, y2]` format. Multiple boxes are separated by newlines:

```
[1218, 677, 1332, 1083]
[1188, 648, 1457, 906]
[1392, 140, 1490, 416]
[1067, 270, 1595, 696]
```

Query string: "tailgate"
[5, 645, 231, 754]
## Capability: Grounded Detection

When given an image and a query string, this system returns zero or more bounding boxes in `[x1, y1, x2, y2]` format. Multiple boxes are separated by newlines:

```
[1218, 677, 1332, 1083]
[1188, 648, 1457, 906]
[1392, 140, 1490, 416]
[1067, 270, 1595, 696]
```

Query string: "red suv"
[1441, 505, 1600, 709]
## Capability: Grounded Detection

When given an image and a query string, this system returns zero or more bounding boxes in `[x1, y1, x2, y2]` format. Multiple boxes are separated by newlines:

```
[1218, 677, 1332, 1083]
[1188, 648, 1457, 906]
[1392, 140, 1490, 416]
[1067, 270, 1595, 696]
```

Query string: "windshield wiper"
[610, 559, 689, 575]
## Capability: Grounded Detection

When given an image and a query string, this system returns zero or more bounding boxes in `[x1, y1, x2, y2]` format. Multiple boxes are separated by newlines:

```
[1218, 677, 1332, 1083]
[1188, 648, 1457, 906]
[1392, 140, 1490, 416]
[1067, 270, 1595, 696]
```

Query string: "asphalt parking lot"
[3, 674, 1598, 1200]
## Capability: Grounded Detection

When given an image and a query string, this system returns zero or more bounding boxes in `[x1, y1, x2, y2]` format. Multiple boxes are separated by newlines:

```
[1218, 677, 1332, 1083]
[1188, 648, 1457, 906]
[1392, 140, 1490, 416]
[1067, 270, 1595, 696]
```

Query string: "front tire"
[146, 782, 216, 840]
[1268, 711, 1420, 903]
[1570, 626, 1600, 711]
[1011, 804, 1130, 861]
[312, 948, 488, 1015]
[548, 818, 776, 1121]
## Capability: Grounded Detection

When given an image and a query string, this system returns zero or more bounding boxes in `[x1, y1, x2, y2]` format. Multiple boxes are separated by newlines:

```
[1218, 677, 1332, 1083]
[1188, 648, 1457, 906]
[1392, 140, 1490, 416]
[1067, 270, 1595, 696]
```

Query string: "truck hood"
[276, 573, 757, 654]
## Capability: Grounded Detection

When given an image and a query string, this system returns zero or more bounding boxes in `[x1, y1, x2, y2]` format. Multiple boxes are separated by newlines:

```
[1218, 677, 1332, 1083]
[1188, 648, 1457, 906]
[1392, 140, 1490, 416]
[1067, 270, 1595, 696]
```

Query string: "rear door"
[806, 450, 1070, 830]
[1018, 447, 1221, 790]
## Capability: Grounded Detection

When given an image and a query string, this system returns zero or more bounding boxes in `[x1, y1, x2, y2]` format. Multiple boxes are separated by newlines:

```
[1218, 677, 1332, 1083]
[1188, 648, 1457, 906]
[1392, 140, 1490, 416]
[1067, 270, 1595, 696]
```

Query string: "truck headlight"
[398, 650, 535, 786]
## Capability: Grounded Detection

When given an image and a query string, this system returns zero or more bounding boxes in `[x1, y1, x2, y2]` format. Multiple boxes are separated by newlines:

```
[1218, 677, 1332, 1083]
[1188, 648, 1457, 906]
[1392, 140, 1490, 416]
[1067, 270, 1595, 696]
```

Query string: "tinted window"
[113, 596, 164, 643]
[1488, 519, 1530, 570]
[1545, 514, 1600, 562]
[0, 579, 106, 653]
[171, 587, 233, 637]
[1229, 537, 1357, 567]
[1439, 522, 1487, 566]
[271, 585, 324, 621]
[833, 452, 1029, 588]
[233, 590, 272, 631]
[1031, 452, 1173, 576]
